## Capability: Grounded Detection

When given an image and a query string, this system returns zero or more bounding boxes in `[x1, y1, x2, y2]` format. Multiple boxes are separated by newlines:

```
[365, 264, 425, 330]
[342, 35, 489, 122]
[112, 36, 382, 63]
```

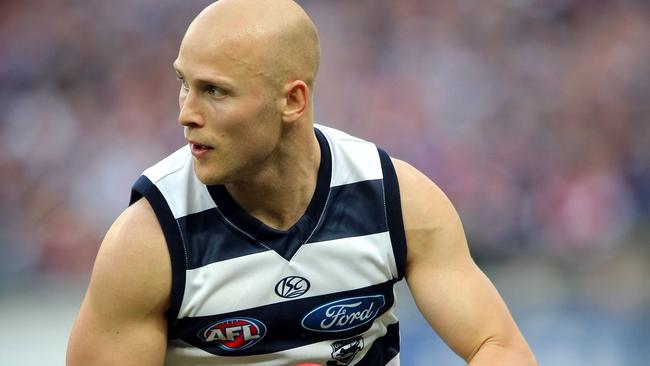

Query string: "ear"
[281, 80, 309, 123]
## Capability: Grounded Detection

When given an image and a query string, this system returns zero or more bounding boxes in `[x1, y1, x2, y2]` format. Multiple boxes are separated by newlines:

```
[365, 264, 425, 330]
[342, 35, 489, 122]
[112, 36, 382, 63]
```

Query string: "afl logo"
[275, 276, 310, 298]
[199, 317, 266, 351]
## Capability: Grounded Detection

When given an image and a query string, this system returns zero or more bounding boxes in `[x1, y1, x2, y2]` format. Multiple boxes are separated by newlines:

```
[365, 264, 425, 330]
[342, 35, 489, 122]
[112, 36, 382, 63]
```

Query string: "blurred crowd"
[0, 0, 648, 278]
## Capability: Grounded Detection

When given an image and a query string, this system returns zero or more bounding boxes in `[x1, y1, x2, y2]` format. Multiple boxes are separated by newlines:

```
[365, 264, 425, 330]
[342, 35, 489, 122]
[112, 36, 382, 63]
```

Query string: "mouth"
[192, 143, 212, 150]
[188, 140, 214, 158]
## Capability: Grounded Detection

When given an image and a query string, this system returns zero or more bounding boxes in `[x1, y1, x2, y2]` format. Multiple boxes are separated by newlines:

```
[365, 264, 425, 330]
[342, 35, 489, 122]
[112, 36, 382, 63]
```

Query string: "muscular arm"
[67, 198, 171, 366]
[393, 159, 536, 365]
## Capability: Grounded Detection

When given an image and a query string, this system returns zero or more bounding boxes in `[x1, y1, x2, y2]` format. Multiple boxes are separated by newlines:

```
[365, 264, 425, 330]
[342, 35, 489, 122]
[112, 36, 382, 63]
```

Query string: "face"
[173, 31, 283, 185]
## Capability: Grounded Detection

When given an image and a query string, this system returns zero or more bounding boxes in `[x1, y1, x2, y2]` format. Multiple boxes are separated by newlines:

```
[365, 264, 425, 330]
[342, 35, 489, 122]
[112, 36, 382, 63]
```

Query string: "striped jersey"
[130, 124, 407, 366]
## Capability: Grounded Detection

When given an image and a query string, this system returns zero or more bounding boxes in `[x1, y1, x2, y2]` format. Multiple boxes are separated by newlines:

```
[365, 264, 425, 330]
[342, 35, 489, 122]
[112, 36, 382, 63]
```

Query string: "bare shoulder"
[67, 198, 171, 365]
[67, 199, 170, 364]
[391, 157, 462, 236]
[87, 198, 171, 316]
[391, 157, 472, 273]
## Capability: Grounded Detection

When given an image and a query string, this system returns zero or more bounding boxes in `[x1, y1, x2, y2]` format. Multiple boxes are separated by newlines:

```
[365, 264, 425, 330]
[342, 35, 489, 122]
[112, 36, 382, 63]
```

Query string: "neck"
[225, 123, 321, 231]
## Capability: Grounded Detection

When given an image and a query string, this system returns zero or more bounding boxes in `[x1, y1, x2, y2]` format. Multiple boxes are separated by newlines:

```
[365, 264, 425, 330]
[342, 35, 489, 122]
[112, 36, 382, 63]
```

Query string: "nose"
[178, 89, 204, 128]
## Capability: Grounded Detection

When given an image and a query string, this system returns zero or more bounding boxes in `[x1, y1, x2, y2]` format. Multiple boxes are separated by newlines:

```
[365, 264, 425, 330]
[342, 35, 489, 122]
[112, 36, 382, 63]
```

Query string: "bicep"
[67, 199, 170, 366]
[407, 245, 518, 360]
[395, 159, 523, 361]
[67, 299, 167, 366]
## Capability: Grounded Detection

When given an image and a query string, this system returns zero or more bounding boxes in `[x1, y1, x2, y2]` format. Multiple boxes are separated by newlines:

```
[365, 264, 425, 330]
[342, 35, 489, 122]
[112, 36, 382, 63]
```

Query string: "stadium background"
[0, 0, 648, 364]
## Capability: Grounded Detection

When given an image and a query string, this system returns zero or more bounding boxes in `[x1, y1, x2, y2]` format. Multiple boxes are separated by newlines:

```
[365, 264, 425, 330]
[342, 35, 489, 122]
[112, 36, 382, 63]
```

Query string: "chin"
[192, 163, 226, 186]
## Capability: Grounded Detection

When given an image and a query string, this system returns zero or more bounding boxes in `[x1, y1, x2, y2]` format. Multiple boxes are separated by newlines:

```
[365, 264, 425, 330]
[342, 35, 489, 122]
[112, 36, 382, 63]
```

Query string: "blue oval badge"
[301, 295, 386, 332]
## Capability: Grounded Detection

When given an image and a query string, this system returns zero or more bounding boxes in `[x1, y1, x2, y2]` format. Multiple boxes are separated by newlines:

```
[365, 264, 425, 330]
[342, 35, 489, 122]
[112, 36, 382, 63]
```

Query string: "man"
[67, 0, 536, 365]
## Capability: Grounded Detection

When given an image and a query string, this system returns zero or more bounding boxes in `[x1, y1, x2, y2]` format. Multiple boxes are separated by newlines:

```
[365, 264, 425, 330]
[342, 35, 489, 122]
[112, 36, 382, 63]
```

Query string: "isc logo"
[275, 276, 310, 298]
[199, 317, 266, 351]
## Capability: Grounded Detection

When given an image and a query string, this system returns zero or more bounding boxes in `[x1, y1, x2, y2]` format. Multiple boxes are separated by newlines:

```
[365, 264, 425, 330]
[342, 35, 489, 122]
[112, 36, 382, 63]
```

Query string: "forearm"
[467, 341, 537, 366]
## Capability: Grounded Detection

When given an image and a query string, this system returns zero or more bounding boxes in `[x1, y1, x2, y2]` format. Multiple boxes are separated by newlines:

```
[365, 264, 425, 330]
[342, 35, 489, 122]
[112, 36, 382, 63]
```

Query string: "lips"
[188, 140, 213, 158]
[192, 143, 212, 150]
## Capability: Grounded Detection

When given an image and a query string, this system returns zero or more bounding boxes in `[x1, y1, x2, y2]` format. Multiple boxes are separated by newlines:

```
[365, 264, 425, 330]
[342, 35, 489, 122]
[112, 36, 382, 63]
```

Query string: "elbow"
[525, 349, 538, 366]
[508, 343, 537, 366]
[520, 351, 537, 366]
[467, 338, 537, 366]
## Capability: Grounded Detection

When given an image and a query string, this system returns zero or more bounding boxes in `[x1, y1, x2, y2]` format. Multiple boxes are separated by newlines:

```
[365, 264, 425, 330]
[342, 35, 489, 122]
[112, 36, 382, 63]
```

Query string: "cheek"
[220, 98, 275, 129]
[226, 104, 280, 154]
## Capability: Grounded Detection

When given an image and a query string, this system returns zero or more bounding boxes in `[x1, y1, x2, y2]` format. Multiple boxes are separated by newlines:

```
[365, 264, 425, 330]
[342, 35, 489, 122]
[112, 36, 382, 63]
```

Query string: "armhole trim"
[377, 149, 408, 280]
[130, 175, 186, 327]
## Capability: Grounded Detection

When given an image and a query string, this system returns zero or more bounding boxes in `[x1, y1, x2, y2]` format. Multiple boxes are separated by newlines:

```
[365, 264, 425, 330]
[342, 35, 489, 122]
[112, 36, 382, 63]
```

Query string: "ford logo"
[275, 276, 310, 298]
[301, 295, 385, 332]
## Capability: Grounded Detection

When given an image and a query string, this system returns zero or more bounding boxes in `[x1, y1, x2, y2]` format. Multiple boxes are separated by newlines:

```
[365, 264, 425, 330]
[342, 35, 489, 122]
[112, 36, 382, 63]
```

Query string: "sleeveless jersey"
[130, 124, 407, 366]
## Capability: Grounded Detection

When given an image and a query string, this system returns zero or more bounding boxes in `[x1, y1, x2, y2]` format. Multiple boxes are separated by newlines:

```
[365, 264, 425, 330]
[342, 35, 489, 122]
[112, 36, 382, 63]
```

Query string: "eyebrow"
[172, 61, 235, 89]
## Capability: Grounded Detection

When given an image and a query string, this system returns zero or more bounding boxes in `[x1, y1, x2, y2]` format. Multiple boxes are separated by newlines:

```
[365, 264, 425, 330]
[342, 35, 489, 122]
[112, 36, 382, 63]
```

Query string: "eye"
[206, 85, 227, 98]
[177, 76, 189, 91]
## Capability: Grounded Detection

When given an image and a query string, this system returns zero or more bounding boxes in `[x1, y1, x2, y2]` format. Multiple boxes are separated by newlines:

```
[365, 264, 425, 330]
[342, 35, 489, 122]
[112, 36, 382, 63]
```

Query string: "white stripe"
[143, 145, 216, 219]
[179, 231, 397, 318]
[315, 123, 364, 142]
[165, 305, 398, 366]
[316, 125, 383, 187]
[143, 145, 189, 183]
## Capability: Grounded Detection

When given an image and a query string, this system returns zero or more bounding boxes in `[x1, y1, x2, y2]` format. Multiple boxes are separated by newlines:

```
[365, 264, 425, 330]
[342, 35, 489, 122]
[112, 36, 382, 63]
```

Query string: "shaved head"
[182, 0, 320, 91]
[173, 0, 323, 186]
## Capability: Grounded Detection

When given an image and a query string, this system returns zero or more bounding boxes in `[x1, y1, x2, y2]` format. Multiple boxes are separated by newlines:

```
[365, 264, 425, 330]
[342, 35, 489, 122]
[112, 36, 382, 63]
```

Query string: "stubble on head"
[182, 0, 320, 95]
[177, 0, 322, 186]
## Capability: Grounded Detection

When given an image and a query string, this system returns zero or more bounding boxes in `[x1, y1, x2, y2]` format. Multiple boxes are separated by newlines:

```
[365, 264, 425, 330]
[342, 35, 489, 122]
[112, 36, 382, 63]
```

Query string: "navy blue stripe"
[354, 322, 400, 365]
[177, 208, 270, 270]
[168, 279, 397, 356]
[378, 149, 408, 280]
[180, 179, 388, 269]
[308, 179, 386, 243]
[130, 176, 186, 326]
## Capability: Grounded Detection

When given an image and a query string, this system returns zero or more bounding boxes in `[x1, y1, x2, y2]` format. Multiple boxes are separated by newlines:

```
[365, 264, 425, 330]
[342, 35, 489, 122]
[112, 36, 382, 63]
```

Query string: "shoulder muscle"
[87, 198, 171, 316]
[67, 198, 171, 366]
[391, 157, 470, 267]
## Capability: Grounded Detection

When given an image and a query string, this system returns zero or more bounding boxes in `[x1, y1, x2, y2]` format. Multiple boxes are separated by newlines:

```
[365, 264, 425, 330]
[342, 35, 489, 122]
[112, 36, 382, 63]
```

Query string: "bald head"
[182, 0, 320, 90]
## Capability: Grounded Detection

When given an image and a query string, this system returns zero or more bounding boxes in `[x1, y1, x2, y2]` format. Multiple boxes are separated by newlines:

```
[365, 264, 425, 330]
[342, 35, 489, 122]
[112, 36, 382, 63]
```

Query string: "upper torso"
[130, 125, 407, 366]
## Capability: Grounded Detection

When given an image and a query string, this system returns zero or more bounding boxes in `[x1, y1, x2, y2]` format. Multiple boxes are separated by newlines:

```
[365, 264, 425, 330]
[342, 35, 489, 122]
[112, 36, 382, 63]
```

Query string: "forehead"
[180, 29, 281, 92]
[175, 8, 287, 92]
[176, 31, 249, 76]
